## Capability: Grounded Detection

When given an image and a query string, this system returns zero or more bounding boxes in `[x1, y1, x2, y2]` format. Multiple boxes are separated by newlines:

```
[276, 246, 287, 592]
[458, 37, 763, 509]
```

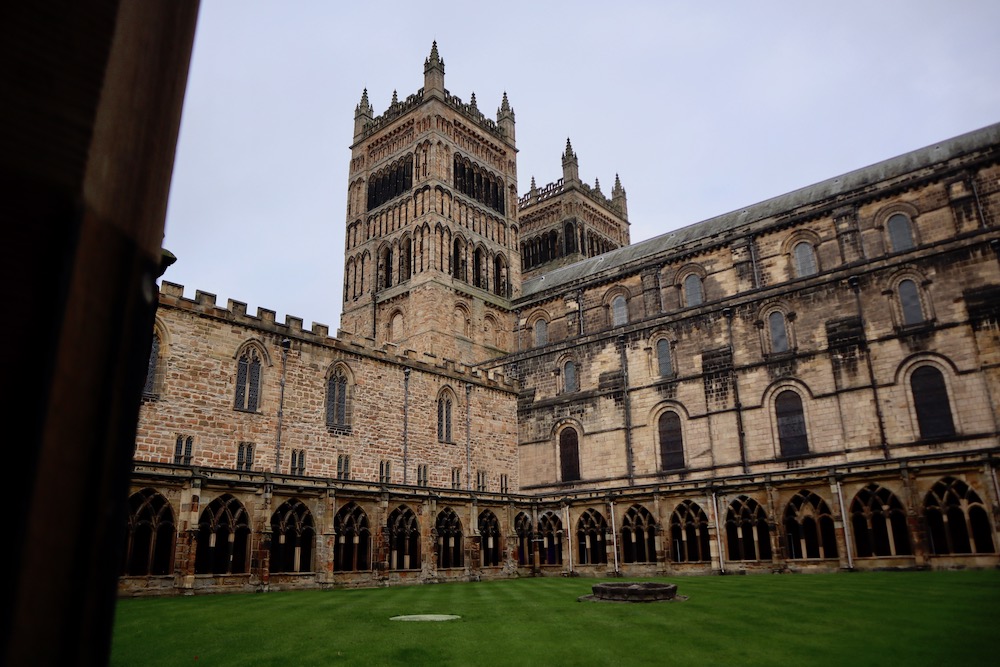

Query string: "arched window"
[452, 238, 465, 281]
[793, 241, 818, 277]
[621, 505, 657, 564]
[725, 496, 772, 561]
[326, 367, 350, 430]
[143, 333, 161, 398]
[515, 512, 534, 566]
[400, 236, 412, 282]
[537, 512, 563, 565]
[899, 279, 924, 325]
[768, 311, 789, 354]
[656, 338, 673, 377]
[559, 428, 580, 482]
[910, 366, 955, 439]
[437, 390, 454, 443]
[388, 505, 420, 570]
[270, 499, 315, 574]
[683, 273, 704, 307]
[123, 489, 175, 576]
[658, 411, 684, 471]
[436, 508, 464, 568]
[472, 247, 485, 289]
[379, 246, 393, 290]
[669, 500, 711, 563]
[924, 477, 995, 555]
[611, 295, 628, 326]
[533, 318, 548, 347]
[576, 509, 608, 565]
[334, 502, 371, 572]
[194, 494, 251, 575]
[775, 390, 809, 457]
[563, 360, 578, 393]
[783, 491, 838, 559]
[479, 510, 502, 567]
[234, 347, 262, 412]
[850, 484, 911, 557]
[887, 213, 915, 252]
[493, 254, 508, 297]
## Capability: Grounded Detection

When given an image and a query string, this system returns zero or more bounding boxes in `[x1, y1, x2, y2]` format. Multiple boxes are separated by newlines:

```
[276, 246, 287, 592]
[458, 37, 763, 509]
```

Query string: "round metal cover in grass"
[390, 614, 461, 622]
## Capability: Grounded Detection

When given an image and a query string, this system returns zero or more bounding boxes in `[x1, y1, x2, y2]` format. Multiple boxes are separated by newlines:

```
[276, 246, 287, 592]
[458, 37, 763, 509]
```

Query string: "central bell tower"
[340, 43, 520, 364]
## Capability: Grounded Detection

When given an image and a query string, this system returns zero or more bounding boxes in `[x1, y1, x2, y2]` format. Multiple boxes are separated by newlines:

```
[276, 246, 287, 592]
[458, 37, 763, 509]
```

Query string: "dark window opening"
[725, 496, 772, 561]
[576, 509, 609, 565]
[621, 505, 657, 564]
[776, 390, 809, 457]
[123, 489, 175, 576]
[270, 499, 315, 574]
[436, 508, 463, 568]
[669, 500, 711, 563]
[388, 505, 420, 570]
[334, 502, 371, 572]
[479, 510, 502, 567]
[911, 366, 955, 439]
[559, 428, 580, 482]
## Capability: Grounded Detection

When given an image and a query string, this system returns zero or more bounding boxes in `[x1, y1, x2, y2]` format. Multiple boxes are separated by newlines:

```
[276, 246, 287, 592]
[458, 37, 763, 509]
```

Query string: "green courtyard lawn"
[110, 569, 1000, 666]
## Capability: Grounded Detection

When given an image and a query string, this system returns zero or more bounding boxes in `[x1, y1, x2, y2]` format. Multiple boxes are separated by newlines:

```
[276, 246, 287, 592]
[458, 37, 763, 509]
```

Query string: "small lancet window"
[768, 311, 789, 354]
[887, 214, 915, 252]
[656, 338, 673, 377]
[563, 360, 578, 393]
[793, 241, 818, 277]
[683, 274, 704, 307]
[611, 295, 628, 326]
[899, 279, 924, 325]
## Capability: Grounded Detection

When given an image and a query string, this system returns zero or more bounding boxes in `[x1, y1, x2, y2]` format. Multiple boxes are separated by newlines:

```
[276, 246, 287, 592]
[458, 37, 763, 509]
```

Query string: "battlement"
[518, 176, 621, 214]
[157, 281, 519, 392]
[359, 87, 508, 142]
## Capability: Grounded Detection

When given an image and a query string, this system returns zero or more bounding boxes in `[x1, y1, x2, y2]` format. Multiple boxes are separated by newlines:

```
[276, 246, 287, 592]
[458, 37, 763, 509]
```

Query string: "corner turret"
[423, 41, 445, 99]
[353, 88, 373, 141]
[612, 173, 628, 220]
[561, 138, 579, 184]
[497, 91, 515, 141]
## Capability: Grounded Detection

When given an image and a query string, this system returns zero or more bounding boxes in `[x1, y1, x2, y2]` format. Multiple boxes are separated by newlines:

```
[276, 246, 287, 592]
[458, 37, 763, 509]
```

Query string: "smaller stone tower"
[518, 139, 629, 279]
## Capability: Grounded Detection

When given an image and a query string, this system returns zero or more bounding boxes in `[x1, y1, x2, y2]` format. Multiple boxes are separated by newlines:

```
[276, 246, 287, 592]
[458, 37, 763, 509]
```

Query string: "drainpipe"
[849, 276, 890, 458]
[723, 308, 748, 473]
[617, 335, 635, 485]
[402, 368, 410, 484]
[465, 383, 472, 491]
[834, 477, 854, 570]
[274, 338, 291, 472]
[711, 490, 725, 574]
[577, 290, 584, 336]
[609, 498, 620, 575]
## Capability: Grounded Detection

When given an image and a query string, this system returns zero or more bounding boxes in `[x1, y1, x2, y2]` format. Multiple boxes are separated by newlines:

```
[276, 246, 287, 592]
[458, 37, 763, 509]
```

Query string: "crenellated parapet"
[157, 281, 518, 392]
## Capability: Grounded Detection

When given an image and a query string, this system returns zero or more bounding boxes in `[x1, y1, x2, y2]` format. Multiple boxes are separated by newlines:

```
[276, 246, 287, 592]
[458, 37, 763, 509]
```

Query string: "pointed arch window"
[326, 368, 350, 431]
[611, 295, 628, 326]
[194, 494, 251, 575]
[887, 213, 915, 252]
[387, 506, 420, 570]
[683, 274, 704, 307]
[783, 491, 838, 559]
[669, 500, 711, 563]
[270, 499, 315, 574]
[775, 390, 809, 457]
[725, 496, 772, 561]
[436, 508, 464, 568]
[334, 502, 371, 572]
[656, 338, 673, 377]
[559, 427, 580, 482]
[850, 484, 911, 557]
[234, 347, 262, 412]
[910, 365, 955, 439]
[437, 391, 454, 443]
[924, 477, 995, 555]
[515, 512, 534, 566]
[899, 279, 924, 326]
[143, 333, 161, 398]
[658, 411, 684, 470]
[538, 512, 563, 565]
[123, 489, 175, 576]
[793, 241, 818, 277]
[621, 505, 657, 564]
[576, 509, 608, 565]
[479, 510, 502, 567]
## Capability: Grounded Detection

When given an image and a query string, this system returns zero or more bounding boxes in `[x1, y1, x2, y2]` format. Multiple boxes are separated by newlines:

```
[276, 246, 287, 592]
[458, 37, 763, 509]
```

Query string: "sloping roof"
[519, 122, 1000, 299]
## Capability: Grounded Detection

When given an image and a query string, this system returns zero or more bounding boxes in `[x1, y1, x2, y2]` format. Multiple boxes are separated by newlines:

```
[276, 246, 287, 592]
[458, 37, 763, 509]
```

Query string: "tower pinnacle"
[423, 41, 445, 97]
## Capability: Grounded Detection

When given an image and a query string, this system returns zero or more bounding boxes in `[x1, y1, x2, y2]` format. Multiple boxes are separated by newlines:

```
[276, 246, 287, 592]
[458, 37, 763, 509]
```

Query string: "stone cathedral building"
[122, 44, 1000, 596]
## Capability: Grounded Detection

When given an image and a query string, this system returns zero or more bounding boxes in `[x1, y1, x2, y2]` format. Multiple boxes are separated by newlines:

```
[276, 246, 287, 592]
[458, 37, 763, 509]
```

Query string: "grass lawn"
[110, 569, 1000, 666]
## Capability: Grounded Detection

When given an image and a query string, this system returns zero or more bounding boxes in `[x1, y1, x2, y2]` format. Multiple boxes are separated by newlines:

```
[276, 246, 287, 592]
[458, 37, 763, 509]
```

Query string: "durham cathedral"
[122, 44, 1000, 596]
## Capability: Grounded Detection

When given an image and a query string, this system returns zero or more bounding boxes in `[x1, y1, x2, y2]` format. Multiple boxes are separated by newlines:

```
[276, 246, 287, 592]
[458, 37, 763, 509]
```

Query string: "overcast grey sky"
[162, 0, 1000, 331]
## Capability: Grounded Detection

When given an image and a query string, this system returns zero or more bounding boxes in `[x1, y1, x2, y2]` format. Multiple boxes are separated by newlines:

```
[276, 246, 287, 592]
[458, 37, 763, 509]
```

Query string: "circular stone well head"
[591, 582, 678, 602]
